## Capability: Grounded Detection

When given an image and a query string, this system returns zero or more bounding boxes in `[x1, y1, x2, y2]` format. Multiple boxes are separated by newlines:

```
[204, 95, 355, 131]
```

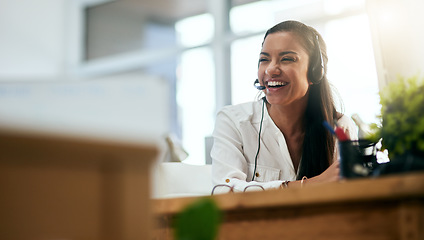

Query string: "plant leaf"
[174, 198, 222, 240]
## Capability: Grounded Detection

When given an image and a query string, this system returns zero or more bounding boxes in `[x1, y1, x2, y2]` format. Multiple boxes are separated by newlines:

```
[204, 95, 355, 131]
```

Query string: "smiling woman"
[211, 20, 358, 192]
[230, 2, 380, 126]
[257, 31, 311, 107]
[174, 0, 379, 167]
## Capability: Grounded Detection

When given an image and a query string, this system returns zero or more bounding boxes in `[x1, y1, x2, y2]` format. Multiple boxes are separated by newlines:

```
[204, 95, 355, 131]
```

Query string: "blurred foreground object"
[0, 127, 158, 240]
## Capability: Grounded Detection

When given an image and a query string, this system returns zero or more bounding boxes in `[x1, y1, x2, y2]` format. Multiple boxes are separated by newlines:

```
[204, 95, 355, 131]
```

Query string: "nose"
[265, 62, 281, 76]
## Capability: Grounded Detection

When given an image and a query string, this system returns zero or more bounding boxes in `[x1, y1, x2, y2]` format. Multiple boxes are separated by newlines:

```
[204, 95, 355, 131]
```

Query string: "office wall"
[0, 0, 66, 80]
[0, 72, 171, 141]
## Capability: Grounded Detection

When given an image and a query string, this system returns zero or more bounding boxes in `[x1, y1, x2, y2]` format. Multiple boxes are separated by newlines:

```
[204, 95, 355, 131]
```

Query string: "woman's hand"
[286, 161, 340, 188]
[309, 161, 340, 184]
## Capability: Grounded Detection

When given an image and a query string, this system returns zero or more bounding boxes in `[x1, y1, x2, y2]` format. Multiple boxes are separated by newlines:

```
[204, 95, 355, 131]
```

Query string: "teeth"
[268, 81, 287, 87]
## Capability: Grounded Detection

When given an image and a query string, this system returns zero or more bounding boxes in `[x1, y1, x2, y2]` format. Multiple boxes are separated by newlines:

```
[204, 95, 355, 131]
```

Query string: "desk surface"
[153, 173, 424, 240]
[154, 172, 424, 214]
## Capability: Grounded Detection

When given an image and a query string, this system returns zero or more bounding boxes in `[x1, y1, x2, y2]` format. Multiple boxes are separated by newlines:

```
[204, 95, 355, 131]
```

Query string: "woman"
[211, 20, 357, 192]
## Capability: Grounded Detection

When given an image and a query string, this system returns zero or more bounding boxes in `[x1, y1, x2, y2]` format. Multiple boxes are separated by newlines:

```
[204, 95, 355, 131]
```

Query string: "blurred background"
[1, 0, 423, 165]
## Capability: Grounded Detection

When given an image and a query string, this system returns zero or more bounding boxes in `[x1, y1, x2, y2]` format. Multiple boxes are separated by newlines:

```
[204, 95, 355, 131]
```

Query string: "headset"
[251, 96, 266, 181]
[309, 35, 325, 84]
[251, 34, 325, 181]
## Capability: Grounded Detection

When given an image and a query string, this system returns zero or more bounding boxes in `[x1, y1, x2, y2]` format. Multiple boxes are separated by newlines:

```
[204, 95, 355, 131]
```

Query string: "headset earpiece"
[309, 35, 325, 84]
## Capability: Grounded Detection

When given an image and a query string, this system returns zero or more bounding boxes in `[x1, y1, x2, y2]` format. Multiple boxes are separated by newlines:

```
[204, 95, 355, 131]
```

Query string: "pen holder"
[339, 140, 378, 179]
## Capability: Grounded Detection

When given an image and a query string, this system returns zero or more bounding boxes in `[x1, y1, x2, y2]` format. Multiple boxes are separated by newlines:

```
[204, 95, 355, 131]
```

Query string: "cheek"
[294, 65, 309, 82]
[257, 66, 266, 77]
[287, 67, 310, 91]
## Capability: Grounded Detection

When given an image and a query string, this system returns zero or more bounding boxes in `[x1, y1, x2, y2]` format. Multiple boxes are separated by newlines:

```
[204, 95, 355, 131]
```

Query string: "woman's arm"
[288, 160, 340, 187]
[288, 115, 358, 187]
[294, 115, 358, 186]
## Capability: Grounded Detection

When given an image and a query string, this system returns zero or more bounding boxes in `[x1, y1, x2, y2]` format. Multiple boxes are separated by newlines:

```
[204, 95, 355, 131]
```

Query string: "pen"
[322, 121, 336, 135]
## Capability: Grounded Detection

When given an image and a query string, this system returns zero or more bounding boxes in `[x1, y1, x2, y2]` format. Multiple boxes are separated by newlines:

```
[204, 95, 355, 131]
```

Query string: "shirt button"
[255, 172, 260, 177]
[225, 179, 230, 183]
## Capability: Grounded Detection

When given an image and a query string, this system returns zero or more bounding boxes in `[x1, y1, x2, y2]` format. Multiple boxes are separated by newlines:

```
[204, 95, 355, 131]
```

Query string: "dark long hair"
[262, 20, 338, 179]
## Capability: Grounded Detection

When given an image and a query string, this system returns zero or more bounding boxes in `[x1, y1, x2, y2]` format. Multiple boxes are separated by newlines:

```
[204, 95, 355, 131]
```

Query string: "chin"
[264, 95, 284, 105]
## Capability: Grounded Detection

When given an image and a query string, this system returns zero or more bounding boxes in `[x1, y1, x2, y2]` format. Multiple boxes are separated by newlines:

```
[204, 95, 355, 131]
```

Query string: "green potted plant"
[370, 75, 424, 174]
[174, 198, 221, 240]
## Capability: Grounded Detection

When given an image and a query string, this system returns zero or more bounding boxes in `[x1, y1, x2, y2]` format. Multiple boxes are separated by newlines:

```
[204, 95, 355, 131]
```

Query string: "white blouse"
[210, 100, 358, 192]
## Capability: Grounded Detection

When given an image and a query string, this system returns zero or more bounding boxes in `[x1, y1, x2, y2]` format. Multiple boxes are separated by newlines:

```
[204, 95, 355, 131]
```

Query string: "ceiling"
[113, 0, 259, 23]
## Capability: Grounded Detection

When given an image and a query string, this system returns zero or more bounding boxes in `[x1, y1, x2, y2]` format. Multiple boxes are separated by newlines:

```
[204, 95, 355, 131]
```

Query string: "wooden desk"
[0, 128, 158, 240]
[153, 173, 424, 240]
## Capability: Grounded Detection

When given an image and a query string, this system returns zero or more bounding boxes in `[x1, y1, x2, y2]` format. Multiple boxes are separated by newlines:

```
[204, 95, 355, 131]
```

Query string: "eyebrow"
[260, 51, 298, 56]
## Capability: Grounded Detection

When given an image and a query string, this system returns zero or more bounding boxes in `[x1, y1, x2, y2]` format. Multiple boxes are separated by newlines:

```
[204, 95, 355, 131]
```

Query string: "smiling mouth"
[266, 81, 288, 88]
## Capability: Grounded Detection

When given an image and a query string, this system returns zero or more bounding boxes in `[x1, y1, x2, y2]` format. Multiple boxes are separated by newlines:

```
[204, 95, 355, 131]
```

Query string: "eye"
[258, 58, 269, 63]
[282, 57, 296, 62]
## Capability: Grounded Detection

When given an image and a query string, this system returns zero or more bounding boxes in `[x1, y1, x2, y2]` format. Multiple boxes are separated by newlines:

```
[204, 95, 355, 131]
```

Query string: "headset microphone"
[254, 79, 266, 90]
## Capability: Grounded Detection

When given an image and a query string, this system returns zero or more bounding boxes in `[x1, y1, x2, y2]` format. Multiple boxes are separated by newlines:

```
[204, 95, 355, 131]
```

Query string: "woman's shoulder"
[336, 113, 359, 140]
[218, 100, 264, 122]
[219, 100, 262, 115]
[336, 113, 353, 126]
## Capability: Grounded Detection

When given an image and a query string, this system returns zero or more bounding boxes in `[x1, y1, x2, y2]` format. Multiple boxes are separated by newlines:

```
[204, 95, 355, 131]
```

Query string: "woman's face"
[258, 31, 311, 107]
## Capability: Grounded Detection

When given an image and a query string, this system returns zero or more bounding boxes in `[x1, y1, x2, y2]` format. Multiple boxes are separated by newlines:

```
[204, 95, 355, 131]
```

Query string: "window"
[325, 14, 380, 124]
[231, 35, 263, 104]
[176, 14, 215, 165]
